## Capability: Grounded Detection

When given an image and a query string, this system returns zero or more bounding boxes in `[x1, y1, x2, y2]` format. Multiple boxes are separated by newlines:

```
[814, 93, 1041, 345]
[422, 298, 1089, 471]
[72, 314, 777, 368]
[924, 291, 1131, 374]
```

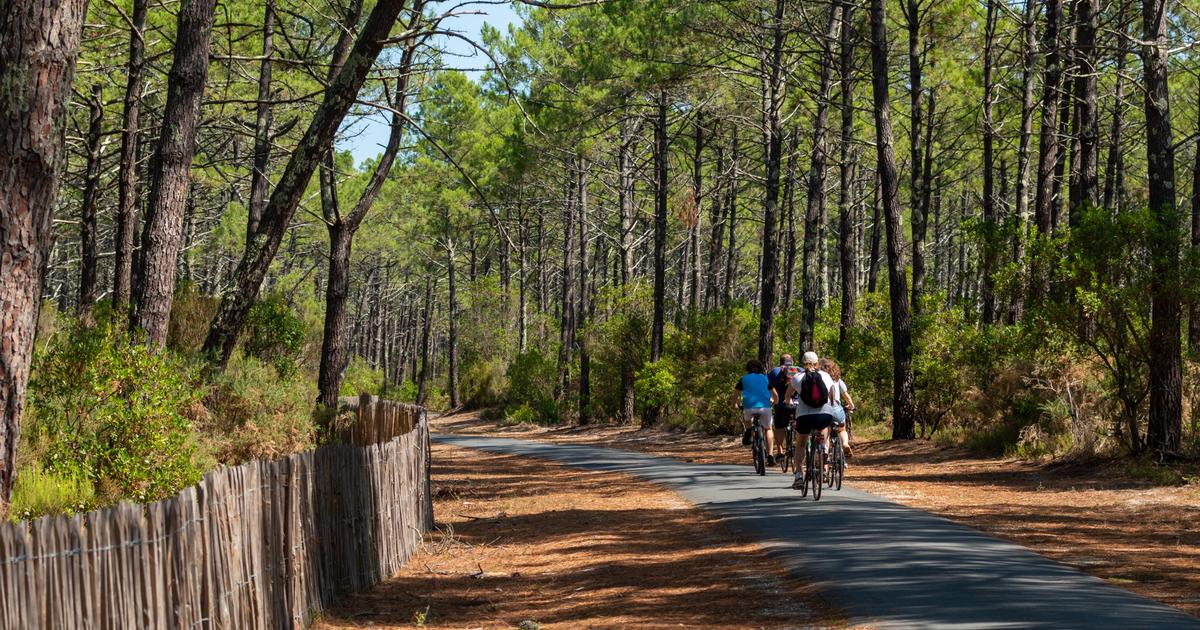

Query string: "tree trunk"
[1190, 100, 1200, 354]
[836, 1, 857, 356]
[247, 0, 276, 242]
[202, 0, 411, 368]
[651, 93, 669, 364]
[447, 245, 460, 408]
[315, 26, 419, 413]
[723, 129, 740, 308]
[1102, 0, 1129, 213]
[868, 0, 917, 440]
[79, 84, 104, 315]
[0, 0, 88, 508]
[1068, 0, 1099, 222]
[757, 0, 790, 365]
[317, 225, 352, 408]
[114, 0, 148, 310]
[1012, 0, 1038, 318]
[618, 117, 635, 286]
[578, 159, 591, 424]
[905, 0, 927, 314]
[416, 276, 434, 405]
[868, 176, 881, 293]
[799, 0, 842, 352]
[133, 0, 218, 346]
[980, 0, 998, 324]
[782, 132, 799, 310]
[557, 172, 576, 396]
[690, 113, 704, 310]
[708, 142, 726, 309]
[1141, 0, 1182, 454]
[1033, 0, 1064, 237]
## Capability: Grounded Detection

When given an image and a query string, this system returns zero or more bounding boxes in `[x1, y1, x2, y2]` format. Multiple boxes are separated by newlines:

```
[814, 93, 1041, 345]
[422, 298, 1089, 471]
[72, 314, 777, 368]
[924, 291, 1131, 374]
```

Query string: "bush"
[168, 282, 219, 353]
[242, 294, 306, 377]
[202, 354, 317, 463]
[462, 358, 508, 408]
[8, 465, 95, 521]
[27, 320, 205, 505]
[340, 356, 384, 398]
[504, 350, 559, 424]
[634, 359, 676, 419]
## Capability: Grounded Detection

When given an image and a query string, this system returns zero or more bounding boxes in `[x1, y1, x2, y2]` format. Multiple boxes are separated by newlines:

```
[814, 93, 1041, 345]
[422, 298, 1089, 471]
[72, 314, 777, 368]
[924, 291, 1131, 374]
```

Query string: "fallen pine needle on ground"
[429, 411, 1200, 618]
[315, 442, 846, 629]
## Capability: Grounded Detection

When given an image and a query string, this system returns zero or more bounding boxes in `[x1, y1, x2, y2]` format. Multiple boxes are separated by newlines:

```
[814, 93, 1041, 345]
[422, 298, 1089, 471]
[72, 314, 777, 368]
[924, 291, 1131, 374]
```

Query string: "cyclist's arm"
[783, 382, 796, 403]
[843, 390, 856, 410]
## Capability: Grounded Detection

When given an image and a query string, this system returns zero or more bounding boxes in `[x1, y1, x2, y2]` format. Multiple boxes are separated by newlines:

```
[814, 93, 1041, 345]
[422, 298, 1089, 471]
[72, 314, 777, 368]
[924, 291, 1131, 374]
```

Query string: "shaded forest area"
[1, 0, 1199, 519]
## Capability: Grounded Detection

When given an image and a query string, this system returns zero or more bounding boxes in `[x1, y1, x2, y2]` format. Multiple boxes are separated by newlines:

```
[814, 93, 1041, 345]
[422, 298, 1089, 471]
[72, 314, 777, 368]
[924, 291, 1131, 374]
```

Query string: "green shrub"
[634, 359, 677, 418]
[8, 465, 95, 521]
[202, 354, 317, 463]
[242, 294, 306, 377]
[505, 350, 559, 423]
[340, 356, 384, 397]
[27, 321, 205, 505]
[462, 358, 508, 408]
[167, 282, 220, 353]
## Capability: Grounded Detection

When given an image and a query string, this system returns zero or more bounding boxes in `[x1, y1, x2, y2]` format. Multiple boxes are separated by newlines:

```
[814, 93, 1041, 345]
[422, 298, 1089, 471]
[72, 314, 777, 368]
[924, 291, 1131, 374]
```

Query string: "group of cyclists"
[734, 352, 855, 490]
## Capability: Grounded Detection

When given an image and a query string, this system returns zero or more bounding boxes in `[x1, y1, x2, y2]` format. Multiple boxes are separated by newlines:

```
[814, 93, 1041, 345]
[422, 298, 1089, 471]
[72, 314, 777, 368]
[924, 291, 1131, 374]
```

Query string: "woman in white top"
[820, 358, 855, 458]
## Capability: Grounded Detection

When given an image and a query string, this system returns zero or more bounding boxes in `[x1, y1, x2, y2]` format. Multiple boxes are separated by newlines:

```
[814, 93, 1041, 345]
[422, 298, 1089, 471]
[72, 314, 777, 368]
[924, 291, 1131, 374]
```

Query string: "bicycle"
[778, 413, 795, 474]
[828, 425, 845, 491]
[799, 430, 825, 500]
[748, 413, 767, 476]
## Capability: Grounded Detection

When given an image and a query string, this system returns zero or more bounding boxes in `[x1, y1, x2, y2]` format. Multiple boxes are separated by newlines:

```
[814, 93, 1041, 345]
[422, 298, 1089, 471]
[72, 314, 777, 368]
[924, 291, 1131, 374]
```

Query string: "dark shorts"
[794, 413, 835, 434]
[772, 404, 793, 429]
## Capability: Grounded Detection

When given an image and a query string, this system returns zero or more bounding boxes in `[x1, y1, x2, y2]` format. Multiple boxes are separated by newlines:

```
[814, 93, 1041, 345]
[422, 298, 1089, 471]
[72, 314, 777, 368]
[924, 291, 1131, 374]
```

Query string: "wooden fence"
[0, 395, 432, 629]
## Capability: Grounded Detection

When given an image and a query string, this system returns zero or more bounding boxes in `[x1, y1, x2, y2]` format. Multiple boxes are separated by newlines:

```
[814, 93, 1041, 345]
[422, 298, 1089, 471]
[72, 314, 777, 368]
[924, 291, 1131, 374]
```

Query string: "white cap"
[802, 351, 819, 365]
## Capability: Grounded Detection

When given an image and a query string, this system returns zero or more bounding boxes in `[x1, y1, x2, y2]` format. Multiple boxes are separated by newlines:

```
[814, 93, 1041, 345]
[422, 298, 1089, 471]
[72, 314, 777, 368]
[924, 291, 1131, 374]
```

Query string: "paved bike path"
[433, 433, 1199, 629]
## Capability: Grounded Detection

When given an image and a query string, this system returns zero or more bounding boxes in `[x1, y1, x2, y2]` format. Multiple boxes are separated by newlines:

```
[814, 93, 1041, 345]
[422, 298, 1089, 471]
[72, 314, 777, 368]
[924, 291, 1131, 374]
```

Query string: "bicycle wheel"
[811, 448, 824, 501]
[778, 428, 792, 473]
[799, 440, 811, 497]
[827, 439, 840, 489]
[831, 442, 844, 490]
[752, 426, 766, 476]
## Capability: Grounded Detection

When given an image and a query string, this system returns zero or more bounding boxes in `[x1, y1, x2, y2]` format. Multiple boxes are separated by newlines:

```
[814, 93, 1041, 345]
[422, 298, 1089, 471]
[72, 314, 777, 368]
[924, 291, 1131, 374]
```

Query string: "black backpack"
[797, 370, 829, 407]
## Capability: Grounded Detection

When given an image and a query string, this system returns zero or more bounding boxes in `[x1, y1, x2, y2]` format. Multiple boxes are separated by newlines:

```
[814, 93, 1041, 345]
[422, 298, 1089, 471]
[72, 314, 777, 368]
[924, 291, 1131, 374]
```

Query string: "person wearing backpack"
[766, 354, 800, 462]
[784, 351, 836, 489]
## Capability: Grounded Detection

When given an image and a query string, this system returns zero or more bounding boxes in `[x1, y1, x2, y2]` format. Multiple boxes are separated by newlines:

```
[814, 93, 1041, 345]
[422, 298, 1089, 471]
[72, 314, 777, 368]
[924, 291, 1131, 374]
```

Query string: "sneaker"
[742, 427, 752, 446]
[844, 446, 853, 460]
[766, 455, 776, 466]
[791, 474, 805, 490]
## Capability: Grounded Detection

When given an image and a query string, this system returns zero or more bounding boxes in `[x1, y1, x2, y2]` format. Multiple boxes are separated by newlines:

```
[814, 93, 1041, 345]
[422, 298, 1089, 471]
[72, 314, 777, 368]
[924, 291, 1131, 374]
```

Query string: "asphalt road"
[433, 433, 1200, 630]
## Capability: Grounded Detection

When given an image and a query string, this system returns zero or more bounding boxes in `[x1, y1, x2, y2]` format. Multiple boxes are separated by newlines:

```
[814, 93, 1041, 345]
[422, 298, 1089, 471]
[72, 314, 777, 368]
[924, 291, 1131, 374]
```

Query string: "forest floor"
[414, 411, 1200, 619]
[314, 440, 847, 629]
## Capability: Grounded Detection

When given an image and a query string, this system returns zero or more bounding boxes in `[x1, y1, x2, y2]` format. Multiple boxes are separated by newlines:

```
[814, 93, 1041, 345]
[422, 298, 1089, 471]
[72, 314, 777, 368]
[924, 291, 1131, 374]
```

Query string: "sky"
[337, 1, 522, 165]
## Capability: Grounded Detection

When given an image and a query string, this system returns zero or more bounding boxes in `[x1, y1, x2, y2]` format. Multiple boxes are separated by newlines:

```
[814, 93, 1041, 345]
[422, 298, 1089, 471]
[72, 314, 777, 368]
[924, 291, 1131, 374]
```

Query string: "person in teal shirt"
[734, 359, 778, 464]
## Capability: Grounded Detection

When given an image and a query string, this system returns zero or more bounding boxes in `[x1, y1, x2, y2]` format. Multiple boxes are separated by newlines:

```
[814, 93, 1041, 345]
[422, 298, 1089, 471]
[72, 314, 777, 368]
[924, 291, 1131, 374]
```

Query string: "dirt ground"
[315, 442, 844, 629]
[425, 412, 1200, 618]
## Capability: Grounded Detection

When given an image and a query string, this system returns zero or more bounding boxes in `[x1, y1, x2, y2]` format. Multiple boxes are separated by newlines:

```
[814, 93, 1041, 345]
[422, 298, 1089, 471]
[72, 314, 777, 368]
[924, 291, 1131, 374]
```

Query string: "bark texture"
[0, 0, 90, 506]
[134, 0, 218, 345]
[868, 0, 917, 440]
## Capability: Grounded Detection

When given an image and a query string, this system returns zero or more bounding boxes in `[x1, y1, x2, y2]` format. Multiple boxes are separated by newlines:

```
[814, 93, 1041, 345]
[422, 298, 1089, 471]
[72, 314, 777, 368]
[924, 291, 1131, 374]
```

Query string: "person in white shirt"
[784, 351, 836, 490]
[820, 357, 856, 459]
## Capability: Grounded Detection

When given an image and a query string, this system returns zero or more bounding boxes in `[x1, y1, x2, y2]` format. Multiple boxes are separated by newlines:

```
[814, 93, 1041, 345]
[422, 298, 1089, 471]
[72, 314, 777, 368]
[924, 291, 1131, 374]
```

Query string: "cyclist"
[820, 357, 856, 459]
[785, 351, 836, 490]
[733, 359, 778, 465]
[766, 354, 800, 462]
